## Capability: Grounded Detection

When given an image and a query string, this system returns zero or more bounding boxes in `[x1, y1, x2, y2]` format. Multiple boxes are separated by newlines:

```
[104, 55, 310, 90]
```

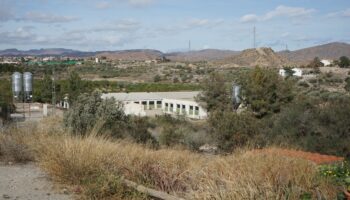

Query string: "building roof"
[102, 91, 200, 102]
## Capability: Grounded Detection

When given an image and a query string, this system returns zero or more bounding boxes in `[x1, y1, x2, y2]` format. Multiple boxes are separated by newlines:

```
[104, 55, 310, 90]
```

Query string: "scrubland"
[0, 118, 338, 200]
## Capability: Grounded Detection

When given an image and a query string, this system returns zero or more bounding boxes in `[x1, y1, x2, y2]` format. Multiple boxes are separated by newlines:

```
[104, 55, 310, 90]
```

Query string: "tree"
[197, 72, 232, 112]
[67, 71, 84, 103]
[238, 67, 295, 118]
[40, 74, 53, 103]
[339, 56, 350, 68]
[308, 57, 324, 70]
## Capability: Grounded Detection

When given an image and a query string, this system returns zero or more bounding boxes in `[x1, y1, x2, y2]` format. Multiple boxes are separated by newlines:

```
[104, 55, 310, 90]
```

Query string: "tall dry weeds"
[1, 118, 338, 199]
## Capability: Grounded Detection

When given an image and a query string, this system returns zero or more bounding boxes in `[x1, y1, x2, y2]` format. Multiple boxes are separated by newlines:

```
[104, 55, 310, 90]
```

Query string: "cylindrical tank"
[12, 72, 22, 98]
[23, 72, 33, 101]
[232, 84, 241, 104]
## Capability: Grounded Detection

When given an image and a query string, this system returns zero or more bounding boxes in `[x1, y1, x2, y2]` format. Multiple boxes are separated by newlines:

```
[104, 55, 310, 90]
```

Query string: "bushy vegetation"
[237, 67, 295, 117]
[64, 91, 156, 145]
[269, 94, 350, 158]
[0, 121, 339, 199]
[199, 67, 350, 158]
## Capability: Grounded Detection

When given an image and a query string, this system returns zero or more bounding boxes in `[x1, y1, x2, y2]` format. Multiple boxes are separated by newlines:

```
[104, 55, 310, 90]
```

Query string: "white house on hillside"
[279, 68, 303, 77]
[101, 92, 207, 120]
[321, 59, 332, 66]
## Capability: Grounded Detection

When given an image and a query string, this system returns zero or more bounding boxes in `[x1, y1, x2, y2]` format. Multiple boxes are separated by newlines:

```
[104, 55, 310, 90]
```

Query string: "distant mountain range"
[1, 42, 349, 65]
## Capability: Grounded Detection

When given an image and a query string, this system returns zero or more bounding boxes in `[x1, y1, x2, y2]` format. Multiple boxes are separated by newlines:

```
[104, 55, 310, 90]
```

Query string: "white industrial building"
[279, 68, 303, 77]
[101, 92, 207, 120]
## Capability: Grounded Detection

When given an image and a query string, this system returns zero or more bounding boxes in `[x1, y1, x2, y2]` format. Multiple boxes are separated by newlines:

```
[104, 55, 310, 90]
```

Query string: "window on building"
[149, 101, 155, 110]
[170, 104, 174, 112]
[189, 106, 194, 115]
[157, 101, 162, 109]
[142, 101, 147, 109]
[176, 104, 181, 113]
[165, 103, 169, 112]
[182, 105, 186, 114]
[195, 106, 199, 115]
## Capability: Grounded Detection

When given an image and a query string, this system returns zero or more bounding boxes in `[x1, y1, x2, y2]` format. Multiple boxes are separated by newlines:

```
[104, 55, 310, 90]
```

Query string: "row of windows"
[134, 101, 162, 110]
[130, 100, 200, 115]
[164, 103, 199, 115]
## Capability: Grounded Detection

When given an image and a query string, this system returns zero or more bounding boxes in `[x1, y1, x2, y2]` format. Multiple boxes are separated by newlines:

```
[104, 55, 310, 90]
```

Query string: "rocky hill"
[165, 49, 240, 62]
[217, 47, 292, 67]
[279, 42, 350, 64]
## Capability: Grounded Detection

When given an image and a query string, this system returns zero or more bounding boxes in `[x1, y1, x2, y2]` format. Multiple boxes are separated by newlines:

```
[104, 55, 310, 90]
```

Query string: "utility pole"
[253, 26, 256, 49]
[52, 65, 56, 116]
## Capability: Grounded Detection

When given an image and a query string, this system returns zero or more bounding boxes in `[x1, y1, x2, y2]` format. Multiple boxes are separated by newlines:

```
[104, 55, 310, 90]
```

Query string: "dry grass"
[0, 118, 338, 199]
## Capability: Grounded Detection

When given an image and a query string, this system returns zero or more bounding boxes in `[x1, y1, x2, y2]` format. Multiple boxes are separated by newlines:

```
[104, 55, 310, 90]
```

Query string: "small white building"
[279, 68, 303, 77]
[101, 92, 207, 120]
[321, 59, 332, 66]
[95, 57, 99, 63]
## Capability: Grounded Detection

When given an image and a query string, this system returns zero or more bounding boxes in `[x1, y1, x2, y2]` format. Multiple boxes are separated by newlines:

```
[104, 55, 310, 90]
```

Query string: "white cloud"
[327, 8, 350, 18]
[263, 5, 315, 20]
[240, 5, 316, 23]
[21, 11, 78, 23]
[0, 27, 36, 44]
[185, 18, 224, 29]
[0, 0, 16, 22]
[96, 1, 111, 9]
[127, 0, 154, 7]
[240, 14, 259, 23]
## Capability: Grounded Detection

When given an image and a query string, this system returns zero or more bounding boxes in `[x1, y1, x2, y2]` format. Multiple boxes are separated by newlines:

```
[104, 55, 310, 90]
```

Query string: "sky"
[0, 0, 349, 52]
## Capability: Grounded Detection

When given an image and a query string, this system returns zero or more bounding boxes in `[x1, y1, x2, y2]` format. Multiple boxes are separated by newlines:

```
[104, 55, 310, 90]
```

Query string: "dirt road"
[0, 163, 72, 200]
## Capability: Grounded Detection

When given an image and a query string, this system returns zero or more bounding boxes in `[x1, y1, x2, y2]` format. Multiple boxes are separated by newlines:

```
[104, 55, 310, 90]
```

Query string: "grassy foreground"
[0, 118, 338, 199]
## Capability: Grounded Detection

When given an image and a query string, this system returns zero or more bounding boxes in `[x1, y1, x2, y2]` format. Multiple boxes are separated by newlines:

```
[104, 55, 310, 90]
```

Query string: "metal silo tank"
[23, 72, 33, 101]
[12, 72, 22, 99]
[232, 83, 241, 104]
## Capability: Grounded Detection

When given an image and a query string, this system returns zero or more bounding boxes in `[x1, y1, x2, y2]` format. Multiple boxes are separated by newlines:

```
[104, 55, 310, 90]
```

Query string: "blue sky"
[0, 0, 349, 52]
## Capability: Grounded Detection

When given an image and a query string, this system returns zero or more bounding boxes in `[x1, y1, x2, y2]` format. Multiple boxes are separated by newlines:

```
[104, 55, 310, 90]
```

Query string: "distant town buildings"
[102, 92, 207, 120]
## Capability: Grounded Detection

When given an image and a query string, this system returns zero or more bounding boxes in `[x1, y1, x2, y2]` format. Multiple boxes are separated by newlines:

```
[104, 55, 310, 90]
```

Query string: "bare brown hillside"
[279, 42, 350, 64]
[216, 47, 292, 67]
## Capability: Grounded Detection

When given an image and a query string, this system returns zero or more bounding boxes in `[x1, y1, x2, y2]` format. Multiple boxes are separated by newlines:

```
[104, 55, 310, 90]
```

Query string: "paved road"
[0, 163, 72, 200]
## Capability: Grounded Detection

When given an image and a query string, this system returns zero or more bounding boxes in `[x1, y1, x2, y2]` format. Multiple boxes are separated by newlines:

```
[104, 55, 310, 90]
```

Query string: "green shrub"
[209, 110, 261, 153]
[159, 126, 185, 146]
[64, 91, 128, 137]
[269, 95, 350, 158]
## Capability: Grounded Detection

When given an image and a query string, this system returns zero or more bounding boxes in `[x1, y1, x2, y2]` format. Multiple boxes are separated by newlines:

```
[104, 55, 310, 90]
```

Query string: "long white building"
[101, 91, 207, 120]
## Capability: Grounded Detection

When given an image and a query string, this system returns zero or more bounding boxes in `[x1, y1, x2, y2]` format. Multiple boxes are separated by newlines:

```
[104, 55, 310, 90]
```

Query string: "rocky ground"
[0, 163, 72, 200]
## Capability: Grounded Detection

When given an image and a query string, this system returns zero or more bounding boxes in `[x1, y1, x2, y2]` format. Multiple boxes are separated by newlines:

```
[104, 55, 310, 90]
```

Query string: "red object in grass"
[250, 148, 344, 165]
